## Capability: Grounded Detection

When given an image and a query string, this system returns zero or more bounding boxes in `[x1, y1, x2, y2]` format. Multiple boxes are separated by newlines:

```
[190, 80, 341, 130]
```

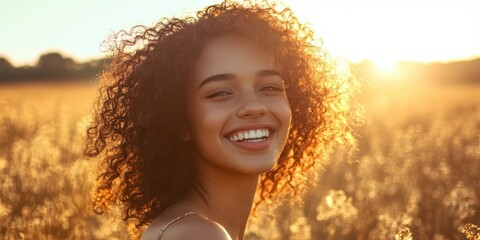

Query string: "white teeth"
[228, 128, 270, 142]
[256, 129, 262, 138]
[249, 130, 256, 138]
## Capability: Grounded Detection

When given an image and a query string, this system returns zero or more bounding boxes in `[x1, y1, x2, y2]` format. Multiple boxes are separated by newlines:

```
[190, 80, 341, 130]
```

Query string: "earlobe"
[183, 132, 192, 141]
[182, 126, 192, 141]
[179, 118, 192, 141]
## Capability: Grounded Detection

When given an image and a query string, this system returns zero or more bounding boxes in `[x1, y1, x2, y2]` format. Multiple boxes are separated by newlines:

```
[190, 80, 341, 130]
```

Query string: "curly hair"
[84, 0, 357, 233]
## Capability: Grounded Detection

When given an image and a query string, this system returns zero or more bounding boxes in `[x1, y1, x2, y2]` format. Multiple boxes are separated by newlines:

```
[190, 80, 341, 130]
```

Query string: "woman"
[84, 1, 356, 239]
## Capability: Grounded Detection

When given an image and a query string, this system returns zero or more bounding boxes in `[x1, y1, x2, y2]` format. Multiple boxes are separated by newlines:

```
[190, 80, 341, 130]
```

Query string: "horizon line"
[1, 52, 480, 68]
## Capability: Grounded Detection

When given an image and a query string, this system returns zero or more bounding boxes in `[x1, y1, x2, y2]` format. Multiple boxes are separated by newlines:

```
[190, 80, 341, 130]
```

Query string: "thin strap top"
[157, 212, 197, 240]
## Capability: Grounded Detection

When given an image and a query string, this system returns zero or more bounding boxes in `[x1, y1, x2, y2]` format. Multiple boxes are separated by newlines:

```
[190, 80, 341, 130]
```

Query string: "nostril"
[238, 110, 267, 119]
[237, 102, 267, 119]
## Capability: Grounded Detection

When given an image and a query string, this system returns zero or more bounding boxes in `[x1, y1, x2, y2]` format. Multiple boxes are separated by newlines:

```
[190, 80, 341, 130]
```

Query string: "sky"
[1, 0, 479, 67]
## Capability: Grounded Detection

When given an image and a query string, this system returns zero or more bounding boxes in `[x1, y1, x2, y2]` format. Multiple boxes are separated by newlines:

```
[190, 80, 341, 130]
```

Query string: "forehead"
[192, 34, 276, 83]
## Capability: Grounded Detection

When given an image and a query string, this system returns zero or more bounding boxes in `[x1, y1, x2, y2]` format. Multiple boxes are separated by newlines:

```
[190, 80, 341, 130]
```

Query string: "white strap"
[157, 212, 196, 240]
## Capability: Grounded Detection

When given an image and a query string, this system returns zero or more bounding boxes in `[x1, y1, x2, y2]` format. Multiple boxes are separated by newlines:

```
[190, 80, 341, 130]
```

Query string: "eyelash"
[206, 89, 232, 99]
[260, 84, 284, 92]
[205, 84, 284, 99]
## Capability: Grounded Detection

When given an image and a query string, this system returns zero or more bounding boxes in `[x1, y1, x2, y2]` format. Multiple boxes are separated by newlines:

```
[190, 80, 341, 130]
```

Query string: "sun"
[372, 58, 399, 74]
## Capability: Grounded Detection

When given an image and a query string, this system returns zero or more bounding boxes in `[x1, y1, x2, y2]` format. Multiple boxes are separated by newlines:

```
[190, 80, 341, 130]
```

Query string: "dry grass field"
[0, 81, 479, 239]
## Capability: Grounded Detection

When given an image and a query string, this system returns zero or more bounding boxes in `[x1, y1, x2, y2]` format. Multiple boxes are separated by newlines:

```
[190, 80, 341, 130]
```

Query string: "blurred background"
[1, 0, 479, 239]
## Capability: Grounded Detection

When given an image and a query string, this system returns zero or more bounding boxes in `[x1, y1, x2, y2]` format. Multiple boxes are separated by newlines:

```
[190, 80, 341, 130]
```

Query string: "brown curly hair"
[84, 0, 357, 232]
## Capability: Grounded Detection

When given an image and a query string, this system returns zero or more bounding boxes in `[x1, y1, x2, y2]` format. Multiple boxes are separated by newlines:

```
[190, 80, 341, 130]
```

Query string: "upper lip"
[223, 122, 275, 138]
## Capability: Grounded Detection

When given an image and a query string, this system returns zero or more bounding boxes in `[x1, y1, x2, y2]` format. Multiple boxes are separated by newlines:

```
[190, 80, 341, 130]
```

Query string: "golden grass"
[0, 81, 478, 239]
[0, 82, 128, 239]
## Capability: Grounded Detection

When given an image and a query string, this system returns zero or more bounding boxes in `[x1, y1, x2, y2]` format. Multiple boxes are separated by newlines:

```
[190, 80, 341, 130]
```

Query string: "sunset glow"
[373, 58, 399, 74]
[0, 0, 479, 66]
[1, 1, 480, 239]
[286, 0, 480, 65]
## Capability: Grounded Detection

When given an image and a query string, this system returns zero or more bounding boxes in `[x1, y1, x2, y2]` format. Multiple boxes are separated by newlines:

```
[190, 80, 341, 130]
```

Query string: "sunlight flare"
[373, 58, 399, 74]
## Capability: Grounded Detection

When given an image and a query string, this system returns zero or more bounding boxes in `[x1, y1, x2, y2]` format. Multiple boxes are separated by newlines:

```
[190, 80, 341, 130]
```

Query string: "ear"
[181, 125, 192, 141]
[182, 132, 191, 141]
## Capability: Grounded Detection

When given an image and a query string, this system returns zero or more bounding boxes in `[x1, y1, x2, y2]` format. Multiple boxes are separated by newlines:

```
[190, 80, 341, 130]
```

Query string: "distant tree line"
[352, 58, 480, 84]
[1, 52, 479, 84]
[0, 52, 110, 83]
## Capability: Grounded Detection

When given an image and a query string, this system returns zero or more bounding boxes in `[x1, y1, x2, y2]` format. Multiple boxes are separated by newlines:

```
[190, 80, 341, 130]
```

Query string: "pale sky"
[1, 0, 479, 67]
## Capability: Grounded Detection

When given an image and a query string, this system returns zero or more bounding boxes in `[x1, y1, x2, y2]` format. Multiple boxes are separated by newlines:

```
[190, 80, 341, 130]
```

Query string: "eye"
[260, 84, 284, 92]
[206, 89, 233, 99]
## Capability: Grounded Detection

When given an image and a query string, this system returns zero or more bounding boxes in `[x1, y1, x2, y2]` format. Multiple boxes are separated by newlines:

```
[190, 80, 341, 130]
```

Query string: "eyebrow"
[197, 70, 284, 89]
[257, 70, 284, 79]
[198, 74, 235, 89]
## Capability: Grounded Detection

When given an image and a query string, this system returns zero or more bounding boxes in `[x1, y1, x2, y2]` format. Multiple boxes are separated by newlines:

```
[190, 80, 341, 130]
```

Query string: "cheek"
[188, 103, 231, 138]
[186, 103, 232, 165]
[267, 97, 292, 127]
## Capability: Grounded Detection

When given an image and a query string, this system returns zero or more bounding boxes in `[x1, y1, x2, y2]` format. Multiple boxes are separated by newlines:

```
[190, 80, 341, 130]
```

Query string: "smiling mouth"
[227, 128, 271, 142]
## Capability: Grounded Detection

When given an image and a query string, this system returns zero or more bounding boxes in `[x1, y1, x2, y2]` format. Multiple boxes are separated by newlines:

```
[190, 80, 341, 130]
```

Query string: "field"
[0, 81, 479, 239]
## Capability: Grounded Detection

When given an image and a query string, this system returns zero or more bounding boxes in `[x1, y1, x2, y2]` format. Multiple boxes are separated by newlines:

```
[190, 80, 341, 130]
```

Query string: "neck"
[190, 166, 259, 240]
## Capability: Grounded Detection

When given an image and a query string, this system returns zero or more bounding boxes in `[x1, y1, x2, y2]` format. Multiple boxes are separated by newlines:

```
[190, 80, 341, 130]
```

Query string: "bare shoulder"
[141, 214, 232, 240]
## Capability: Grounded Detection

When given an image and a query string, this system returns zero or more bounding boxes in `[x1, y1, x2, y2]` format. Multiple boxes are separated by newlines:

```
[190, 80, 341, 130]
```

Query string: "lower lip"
[226, 133, 273, 151]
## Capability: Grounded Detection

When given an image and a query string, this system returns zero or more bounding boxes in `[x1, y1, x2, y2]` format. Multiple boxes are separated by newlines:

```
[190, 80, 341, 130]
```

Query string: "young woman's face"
[186, 34, 291, 175]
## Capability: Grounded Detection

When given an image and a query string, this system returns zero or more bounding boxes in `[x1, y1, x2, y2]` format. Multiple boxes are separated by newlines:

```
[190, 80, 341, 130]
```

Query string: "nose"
[236, 94, 267, 119]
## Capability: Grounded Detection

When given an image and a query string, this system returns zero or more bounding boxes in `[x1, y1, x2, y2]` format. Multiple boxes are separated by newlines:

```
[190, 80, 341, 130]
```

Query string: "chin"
[231, 153, 279, 175]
